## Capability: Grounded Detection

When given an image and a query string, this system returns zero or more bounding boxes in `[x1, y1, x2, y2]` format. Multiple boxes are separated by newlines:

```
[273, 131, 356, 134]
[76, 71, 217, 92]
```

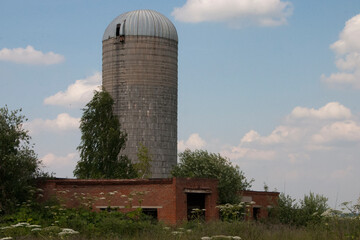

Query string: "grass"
[1, 200, 360, 240]
[1, 217, 360, 239]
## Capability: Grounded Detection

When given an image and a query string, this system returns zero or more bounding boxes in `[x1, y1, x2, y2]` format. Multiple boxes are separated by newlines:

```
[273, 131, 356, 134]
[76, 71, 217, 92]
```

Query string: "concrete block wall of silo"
[102, 35, 178, 178]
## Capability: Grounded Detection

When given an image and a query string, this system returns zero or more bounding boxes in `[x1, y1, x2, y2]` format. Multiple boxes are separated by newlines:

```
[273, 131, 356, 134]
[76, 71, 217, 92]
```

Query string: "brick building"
[241, 190, 279, 220]
[39, 178, 218, 225]
[39, 178, 279, 224]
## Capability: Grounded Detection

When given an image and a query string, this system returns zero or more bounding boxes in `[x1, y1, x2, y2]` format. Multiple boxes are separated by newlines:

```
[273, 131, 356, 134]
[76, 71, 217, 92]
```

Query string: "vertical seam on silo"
[144, 10, 150, 38]
[137, 11, 140, 36]
[148, 10, 156, 38]
[163, 15, 171, 41]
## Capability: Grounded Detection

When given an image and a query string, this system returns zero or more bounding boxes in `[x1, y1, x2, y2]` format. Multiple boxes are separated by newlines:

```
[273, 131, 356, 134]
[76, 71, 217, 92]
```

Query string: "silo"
[102, 10, 178, 178]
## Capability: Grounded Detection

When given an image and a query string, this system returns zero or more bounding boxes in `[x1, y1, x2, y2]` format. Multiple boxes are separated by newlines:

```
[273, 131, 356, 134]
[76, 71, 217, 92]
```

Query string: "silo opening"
[116, 24, 121, 36]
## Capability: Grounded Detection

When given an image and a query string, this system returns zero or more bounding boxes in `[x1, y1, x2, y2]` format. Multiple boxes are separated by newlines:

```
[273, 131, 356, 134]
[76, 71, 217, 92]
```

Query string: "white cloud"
[25, 113, 80, 135]
[222, 146, 276, 161]
[0, 45, 64, 65]
[287, 153, 309, 164]
[42, 152, 77, 166]
[288, 102, 352, 120]
[178, 133, 206, 152]
[41, 153, 78, 178]
[331, 166, 353, 179]
[177, 103, 360, 205]
[311, 120, 360, 144]
[322, 14, 360, 88]
[240, 130, 261, 143]
[44, 72, 101, 108]
[172, 0, 293, 27]
[335, 52, 360, 71]
[261, 125, 303, 145]
[331, 15, 360, 55]
[217, 102, 360, 206]
[221, 102, 359, 163]
[238, 126, 303, 146]
[321, 72, 357, 86]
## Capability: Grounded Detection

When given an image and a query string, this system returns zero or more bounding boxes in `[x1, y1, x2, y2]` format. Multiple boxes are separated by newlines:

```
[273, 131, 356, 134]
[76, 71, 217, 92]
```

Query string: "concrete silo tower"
[102, 10, 178, 178]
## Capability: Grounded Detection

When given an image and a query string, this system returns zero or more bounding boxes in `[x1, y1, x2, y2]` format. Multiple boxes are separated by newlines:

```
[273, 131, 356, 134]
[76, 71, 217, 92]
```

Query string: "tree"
[273, 193, 299, 225]
[0, 106, 42, 213]
[134, 143, 152, 179]
[298, 192, 328, 225]
[74, 90, 137, 179]
[272, 192, 328, 226]
[171, 149, 253, 204]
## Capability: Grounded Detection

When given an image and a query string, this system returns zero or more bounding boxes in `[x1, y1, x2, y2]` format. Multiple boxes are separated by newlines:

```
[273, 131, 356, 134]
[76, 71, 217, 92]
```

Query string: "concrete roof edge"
[40, 178, 174, 186]
[241, 190, 280, 196]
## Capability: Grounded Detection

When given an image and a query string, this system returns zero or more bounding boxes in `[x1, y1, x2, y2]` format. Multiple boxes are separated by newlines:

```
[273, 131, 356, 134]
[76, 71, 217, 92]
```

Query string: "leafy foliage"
[2, 200, 360, 240]
[216, 202, 247, 222]
[74, 90, 137, 179]
[298, 192, 328, 225]
[0, 195, 360, 239]
[341, 197, 360, 217]
[0, 200, 155, 239]
[171, 149, 253, 204]
[0, 106, 43, 213]
[134, 143, 152, 179]
[272, 192, 328, 226]
[273, 193, 299, 225]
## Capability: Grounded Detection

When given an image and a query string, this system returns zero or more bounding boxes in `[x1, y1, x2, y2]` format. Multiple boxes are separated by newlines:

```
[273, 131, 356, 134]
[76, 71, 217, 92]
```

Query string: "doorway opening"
[253, 207, 260, 221]
[187, 193, 205, 221]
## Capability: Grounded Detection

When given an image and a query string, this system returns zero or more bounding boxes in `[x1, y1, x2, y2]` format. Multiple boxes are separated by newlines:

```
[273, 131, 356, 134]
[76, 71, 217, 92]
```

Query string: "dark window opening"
[99, 207, 118, 212]
[142, 208, 158, 220]
[253, 207, 260, 221]
[187, 193, 206, 221]
[116, 24, 121, 36]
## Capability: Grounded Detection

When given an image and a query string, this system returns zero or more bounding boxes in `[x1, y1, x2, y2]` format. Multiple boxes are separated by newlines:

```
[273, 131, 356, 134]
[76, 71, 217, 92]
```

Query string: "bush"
[272, 193, 299, 225]
[172, 149, 253, 204]
[0, 200, 156, 239]
[271, 192, 328, 226]
[216, 202, 247, 222]
[298, 192, 328, 226]
[0, 106, 46, 213]
[1, 201, 360, 240]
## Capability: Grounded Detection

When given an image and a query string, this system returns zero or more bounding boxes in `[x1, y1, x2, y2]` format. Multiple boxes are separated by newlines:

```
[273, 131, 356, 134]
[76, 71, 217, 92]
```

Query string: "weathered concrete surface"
[102, 36, 178, 178]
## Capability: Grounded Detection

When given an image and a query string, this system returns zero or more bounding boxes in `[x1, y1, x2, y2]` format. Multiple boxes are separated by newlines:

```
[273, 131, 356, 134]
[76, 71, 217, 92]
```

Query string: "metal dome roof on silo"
[103, 9, 178, 42]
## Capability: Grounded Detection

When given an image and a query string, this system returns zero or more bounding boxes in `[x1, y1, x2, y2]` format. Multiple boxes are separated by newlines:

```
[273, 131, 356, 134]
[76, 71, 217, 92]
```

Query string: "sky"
[1, 0, 360, 208]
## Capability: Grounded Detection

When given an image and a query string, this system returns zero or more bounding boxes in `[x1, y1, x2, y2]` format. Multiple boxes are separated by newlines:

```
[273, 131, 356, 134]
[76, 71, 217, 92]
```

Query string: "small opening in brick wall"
[187, 193, 206, 221]
[99, 206, 119, 212]
[253, 207, 260, 221]
[142, 208, 158, 220]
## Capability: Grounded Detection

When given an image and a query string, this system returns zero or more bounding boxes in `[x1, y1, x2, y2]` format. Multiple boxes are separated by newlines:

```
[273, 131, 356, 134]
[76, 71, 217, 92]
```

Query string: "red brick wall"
[174, 178, 219, 222]
[38, 178, 219, 225]
[241, 190, 279, 220]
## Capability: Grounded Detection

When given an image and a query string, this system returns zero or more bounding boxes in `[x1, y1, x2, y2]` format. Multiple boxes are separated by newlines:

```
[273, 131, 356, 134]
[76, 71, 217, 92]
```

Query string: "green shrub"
[270, 192, 328, 226]
[297, 192, 328, 226]
[216, 203, 247, 222]
[0, 106, 50, 213]
[171, 149, 253, 204]
[1, 194, 360, 240]
[0, 199, 157, 239]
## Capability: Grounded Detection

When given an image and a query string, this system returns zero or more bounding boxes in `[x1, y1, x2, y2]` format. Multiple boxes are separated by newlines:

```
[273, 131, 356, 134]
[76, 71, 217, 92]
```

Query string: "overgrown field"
[1, 200, 360, 240]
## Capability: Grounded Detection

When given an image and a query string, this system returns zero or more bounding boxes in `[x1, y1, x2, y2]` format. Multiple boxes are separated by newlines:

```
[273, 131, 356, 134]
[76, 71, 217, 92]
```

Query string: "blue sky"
[1, 0, 360, 207]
